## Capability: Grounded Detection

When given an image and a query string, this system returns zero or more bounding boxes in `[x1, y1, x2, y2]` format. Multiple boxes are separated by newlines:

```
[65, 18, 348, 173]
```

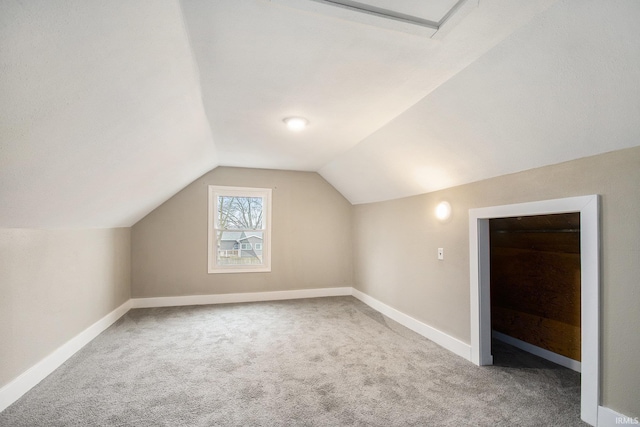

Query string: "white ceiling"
[1, 0, 639, 227]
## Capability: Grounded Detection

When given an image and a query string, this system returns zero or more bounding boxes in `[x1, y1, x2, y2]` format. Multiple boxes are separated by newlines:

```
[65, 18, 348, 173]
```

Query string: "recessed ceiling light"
[283, 117, 309, 132]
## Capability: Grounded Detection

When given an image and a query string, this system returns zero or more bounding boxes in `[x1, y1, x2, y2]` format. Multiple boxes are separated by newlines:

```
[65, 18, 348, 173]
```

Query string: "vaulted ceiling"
[1, 0, 639, 227]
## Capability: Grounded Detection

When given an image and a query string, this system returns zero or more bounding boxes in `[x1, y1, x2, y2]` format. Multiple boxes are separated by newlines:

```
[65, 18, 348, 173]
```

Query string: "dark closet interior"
[490, 212, 581, 361]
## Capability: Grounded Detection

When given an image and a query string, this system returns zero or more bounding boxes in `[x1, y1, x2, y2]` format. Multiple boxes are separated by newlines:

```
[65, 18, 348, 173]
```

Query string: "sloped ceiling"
[320, 0, 640, 203]
[0, 0, 217, 228]
[1, 0, 639, 227]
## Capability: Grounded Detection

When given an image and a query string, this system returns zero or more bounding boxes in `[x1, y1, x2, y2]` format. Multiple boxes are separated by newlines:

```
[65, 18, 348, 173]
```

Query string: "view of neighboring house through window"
[208, 185, 272, 273]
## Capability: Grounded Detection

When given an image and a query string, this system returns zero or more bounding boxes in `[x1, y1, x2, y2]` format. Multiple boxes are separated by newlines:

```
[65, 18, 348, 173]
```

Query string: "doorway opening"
[469, 195, 599, 426]
[490, 213, 581, 371]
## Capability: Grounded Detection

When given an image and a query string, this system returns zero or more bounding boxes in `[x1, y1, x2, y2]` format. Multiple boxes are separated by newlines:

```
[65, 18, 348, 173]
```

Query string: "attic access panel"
[269, 0, 472, 37]
[356, 0, 462, 21]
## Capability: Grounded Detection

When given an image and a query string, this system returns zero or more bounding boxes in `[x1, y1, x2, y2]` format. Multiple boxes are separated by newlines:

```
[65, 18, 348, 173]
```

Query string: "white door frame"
[469, 195, 600, 426]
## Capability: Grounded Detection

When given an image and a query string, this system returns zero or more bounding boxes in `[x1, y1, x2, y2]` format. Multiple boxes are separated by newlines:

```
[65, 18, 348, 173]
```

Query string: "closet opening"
[469, 195, 600, 425]
[489, 213, 581, 371]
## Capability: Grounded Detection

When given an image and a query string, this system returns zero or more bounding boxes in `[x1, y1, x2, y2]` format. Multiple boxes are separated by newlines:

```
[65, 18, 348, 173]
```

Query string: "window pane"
[209, 186, 271, 274]
[218, 196, 264, 230]
[216, 230, 264, 266]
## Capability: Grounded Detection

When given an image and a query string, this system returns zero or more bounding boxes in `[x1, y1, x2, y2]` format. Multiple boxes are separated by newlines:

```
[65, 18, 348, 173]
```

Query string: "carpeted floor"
[0, 296, 586, 426]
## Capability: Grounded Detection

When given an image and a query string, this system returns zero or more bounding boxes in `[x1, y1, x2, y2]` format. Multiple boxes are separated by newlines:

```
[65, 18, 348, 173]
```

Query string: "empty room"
[1, 1, 639, 426]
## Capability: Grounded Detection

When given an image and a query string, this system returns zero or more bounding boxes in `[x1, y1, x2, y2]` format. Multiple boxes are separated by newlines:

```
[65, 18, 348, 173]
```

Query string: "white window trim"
[254, 243, 263, 251]
[240, 243, 252, 250]
[208, 185, 272, 274]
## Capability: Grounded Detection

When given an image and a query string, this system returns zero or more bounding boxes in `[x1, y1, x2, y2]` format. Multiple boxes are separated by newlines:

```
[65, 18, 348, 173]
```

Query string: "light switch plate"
[438, 248, 444, 260]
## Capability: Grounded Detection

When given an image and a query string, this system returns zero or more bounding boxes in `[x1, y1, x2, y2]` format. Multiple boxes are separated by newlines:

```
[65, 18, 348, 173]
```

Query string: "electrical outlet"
[438, 248, 444, 260]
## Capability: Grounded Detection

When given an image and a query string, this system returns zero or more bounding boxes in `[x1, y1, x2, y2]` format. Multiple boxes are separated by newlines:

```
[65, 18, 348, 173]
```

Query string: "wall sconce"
[435, 201, 452, 221]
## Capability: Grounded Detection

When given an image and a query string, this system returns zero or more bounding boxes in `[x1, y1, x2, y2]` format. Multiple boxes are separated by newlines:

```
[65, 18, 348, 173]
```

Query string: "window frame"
[208, 185, 272, 274]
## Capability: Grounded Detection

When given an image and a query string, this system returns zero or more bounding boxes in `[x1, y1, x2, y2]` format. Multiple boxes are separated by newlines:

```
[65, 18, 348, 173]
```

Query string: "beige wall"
[0, 227, 131, 388]
[131, 167, 353, 297]
[352, 146, 640, 418]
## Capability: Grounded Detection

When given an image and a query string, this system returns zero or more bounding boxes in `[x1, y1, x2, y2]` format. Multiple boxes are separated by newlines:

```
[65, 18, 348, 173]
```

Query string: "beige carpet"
[0, 296, 586, 426]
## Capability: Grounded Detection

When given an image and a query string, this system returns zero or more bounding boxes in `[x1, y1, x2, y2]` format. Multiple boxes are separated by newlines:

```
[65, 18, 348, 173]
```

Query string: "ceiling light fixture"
[283, 117, 309, 132]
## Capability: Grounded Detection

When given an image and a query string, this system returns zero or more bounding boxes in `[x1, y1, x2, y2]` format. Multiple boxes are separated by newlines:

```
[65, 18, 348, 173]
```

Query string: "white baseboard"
[597, 406, 639, 426]
[492, 330, 581, 372]
[0, 299, 132, 413]
[131, 287, 353, 309]
[351, 288, 472, 361]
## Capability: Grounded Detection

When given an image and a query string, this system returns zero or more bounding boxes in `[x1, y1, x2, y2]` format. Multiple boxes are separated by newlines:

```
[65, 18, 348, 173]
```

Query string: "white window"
[208, 186, 272, 273]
